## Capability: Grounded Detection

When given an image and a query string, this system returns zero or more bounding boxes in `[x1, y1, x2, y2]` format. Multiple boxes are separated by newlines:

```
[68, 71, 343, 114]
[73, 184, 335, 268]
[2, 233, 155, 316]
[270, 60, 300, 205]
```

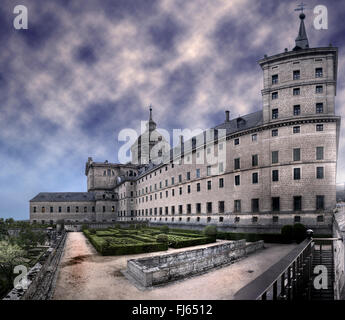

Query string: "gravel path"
[53, 232, 296, 300]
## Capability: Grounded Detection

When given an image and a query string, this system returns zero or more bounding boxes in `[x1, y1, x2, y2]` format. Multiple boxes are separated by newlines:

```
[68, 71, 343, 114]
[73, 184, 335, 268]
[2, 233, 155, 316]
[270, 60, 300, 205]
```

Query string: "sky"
[0, 0, 345, 220]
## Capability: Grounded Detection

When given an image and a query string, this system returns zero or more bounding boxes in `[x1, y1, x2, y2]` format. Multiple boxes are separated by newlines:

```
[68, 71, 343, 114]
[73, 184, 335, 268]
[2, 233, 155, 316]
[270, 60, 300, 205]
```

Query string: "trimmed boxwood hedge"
[83, 230, 168, 256]
[168, 236, 215, 249]
[216, 232, 284, 243]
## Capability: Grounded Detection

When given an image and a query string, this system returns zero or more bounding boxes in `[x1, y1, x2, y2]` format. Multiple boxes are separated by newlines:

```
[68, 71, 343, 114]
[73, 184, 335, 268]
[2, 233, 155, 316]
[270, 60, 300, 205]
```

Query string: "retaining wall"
[127, 239, 264, 287]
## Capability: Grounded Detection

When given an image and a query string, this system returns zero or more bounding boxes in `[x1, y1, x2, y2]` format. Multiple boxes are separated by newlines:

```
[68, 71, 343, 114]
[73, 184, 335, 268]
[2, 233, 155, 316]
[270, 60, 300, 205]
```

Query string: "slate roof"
[214, 110, 263, 134]
[30, 192, 95, 202]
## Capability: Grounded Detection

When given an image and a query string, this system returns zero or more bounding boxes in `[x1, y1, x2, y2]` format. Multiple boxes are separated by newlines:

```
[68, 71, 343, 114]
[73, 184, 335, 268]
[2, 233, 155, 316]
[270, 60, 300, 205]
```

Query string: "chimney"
[225, 110, 230, 122]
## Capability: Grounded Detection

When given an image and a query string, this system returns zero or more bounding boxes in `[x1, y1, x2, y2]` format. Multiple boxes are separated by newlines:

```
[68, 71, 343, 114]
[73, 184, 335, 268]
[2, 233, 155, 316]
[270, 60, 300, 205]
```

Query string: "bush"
[203, 225, 217, 237]
[160, 225, 169, 234]
[292, 223, 307, 243]
[81, 224, 88, 231]
[169, 236, 215, 249]
[281, 225, 294, 243]
[156, 234, 168, 243]
[90, 229, 96, 235]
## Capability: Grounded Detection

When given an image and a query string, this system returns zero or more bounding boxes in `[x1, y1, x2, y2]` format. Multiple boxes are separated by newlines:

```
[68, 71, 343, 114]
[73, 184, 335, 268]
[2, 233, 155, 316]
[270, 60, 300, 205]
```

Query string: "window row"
[272, 103, 324, 119]
[33, 205, 115, 213]
[271, 68, 323, 84]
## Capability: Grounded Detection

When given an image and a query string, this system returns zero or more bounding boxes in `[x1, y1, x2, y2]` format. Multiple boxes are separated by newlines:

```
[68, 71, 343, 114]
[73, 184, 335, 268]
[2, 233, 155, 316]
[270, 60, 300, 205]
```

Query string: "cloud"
[0, 0, 344, 220]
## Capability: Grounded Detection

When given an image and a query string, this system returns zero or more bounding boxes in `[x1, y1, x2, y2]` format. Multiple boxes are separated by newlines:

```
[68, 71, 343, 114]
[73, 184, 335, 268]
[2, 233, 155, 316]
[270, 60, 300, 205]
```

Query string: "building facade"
[30, 14, 340, 234]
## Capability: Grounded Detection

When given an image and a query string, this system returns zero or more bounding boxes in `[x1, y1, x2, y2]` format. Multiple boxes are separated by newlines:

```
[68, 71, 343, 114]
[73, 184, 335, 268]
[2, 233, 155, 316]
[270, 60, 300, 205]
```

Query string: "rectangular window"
[234, 158, 240, 170]
[294, 196, 302, 211]
[171, 206, 175, 215]
[272, 92, 278, 100]
[316, 124, 323, 131]
[293, 148, 301, 161]
[179, 187, 182, 195]
[187, 172, 191, 180]
[272, 170, 279, 182]
[272, 129, 278, 137]
[207, 166, 211, 176]
[316, 103, 324, 114]
[252, 172, 258, 184]
[207, 181, 212, 190]
[179, 174, 182, 183]
[235, 175, 240, 186]
[187, 185, 191, 193]
[293, 88, 300, 96]
[187, 204, 191, 214]
[317, 167, 324, 179]
[50, 207, 53, 213]
[196, 203, 201, 214]
[234, 200, 241, 213]
[315, 68, 323, 77]
[272, 197, 280, 211]
[171, 177, 175, 185]
[293, 105, 301, 115]
[272, 108, 278, 119]
[197, 183, 201, 192]
[219, 162, 224, 173]
[58, 207, 61, 213]
[179, 205, 183, 214]
[196, 168, 200, 178]
[293, 70, 300, 80]
[219, 178, 224, 188]
[252, 134, 257, 142]
[272, 151, 279, 164]
[316, 85, 323, 93]
[316, 146, 324, 160]
[272, 74, 278, 84]
[316, 195, 324, 210]
[293, 126, 300, 134]
[294, 168, 301, 180]
[207, 202, 212, 213]
[165, 179, 168, 187]
[172, 189, 175, 197]
[252, 199, 259, 213]
[234, 138, 240, 145]
[218, 201, 225, 213]
[252, 154, 258, 167]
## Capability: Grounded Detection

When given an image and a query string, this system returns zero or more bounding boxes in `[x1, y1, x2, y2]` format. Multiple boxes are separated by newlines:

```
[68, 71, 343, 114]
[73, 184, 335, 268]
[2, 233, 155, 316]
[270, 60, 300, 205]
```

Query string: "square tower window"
[293, 126, 300, 134]
[316, 85, 323, 93]
[316, 124, 323, 131]
[252, 172, 258, 184]
[316, 103, 324, 114]
[272, 92, 278, 100]
[272, 109, 278, 119]
[252, 199, 259, 212]
[293, 70, 300, 80]
[234, 158, 240, 170]
[316, 195, 324, 210]
[252, 154, 258, 166]
[234, 138, 240, 145]
[293, 105, 301, 115]
[293, 88, 300, 96]
[272, 74, 278, 84]
[235, 175, 240, 186]
[272, 129, 278, 137]
[315, 68, 323, 78]
[316, 146, 324, 160]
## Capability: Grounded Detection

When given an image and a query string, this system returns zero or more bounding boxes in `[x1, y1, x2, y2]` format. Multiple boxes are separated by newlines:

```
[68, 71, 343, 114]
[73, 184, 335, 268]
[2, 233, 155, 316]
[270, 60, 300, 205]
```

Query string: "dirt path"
[53, 232, 296, 300]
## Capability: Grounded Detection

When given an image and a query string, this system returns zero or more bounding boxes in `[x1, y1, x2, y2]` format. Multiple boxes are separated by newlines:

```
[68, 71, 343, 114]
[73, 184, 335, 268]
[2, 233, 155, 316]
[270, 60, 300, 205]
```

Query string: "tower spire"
[293, 4, 309, 50]
[149, 105, 153, 121]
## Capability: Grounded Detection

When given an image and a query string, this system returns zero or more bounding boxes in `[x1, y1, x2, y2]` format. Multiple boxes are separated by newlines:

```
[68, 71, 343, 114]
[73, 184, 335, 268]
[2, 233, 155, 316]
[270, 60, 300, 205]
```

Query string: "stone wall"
[3, 231, 67, 300]
[126, 239, 264, 288]
[333, 206, 345, 299]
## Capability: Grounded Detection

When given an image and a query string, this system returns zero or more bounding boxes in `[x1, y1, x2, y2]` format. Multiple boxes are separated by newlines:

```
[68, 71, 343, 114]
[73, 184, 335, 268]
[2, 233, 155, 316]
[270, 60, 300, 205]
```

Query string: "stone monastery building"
[30, 13, 340, 234]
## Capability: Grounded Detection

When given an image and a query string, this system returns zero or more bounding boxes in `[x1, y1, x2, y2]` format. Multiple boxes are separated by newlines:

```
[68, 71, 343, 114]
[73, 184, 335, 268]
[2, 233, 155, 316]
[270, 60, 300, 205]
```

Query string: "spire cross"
[294, 3, 306, 14]
[149, 105, 153, 120]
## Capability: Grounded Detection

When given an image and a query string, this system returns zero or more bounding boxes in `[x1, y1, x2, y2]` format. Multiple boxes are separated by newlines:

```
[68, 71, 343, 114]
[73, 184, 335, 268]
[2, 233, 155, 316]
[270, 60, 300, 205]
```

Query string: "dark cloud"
[74, 44, 98, 64]
[148, 15, 182, 52]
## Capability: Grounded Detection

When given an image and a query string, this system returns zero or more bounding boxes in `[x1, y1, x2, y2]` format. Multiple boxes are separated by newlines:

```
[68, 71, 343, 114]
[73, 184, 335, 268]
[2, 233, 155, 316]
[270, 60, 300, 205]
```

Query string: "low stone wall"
[333, 208, 345, 299]
[3, 231, 67, 300]
[126, 240, 264, 288]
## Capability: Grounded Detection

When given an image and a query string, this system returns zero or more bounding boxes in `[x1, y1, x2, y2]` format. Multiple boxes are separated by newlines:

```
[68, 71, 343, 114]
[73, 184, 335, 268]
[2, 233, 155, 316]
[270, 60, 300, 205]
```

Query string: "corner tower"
[259, 12, 338, 124]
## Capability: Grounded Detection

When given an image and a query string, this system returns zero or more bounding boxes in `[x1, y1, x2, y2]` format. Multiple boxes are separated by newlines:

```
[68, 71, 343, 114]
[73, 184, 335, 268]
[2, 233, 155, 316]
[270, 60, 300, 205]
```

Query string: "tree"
[0, 241, 26, 297]
[203, 225, 218, 237]
[16, 225, 46, 249]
